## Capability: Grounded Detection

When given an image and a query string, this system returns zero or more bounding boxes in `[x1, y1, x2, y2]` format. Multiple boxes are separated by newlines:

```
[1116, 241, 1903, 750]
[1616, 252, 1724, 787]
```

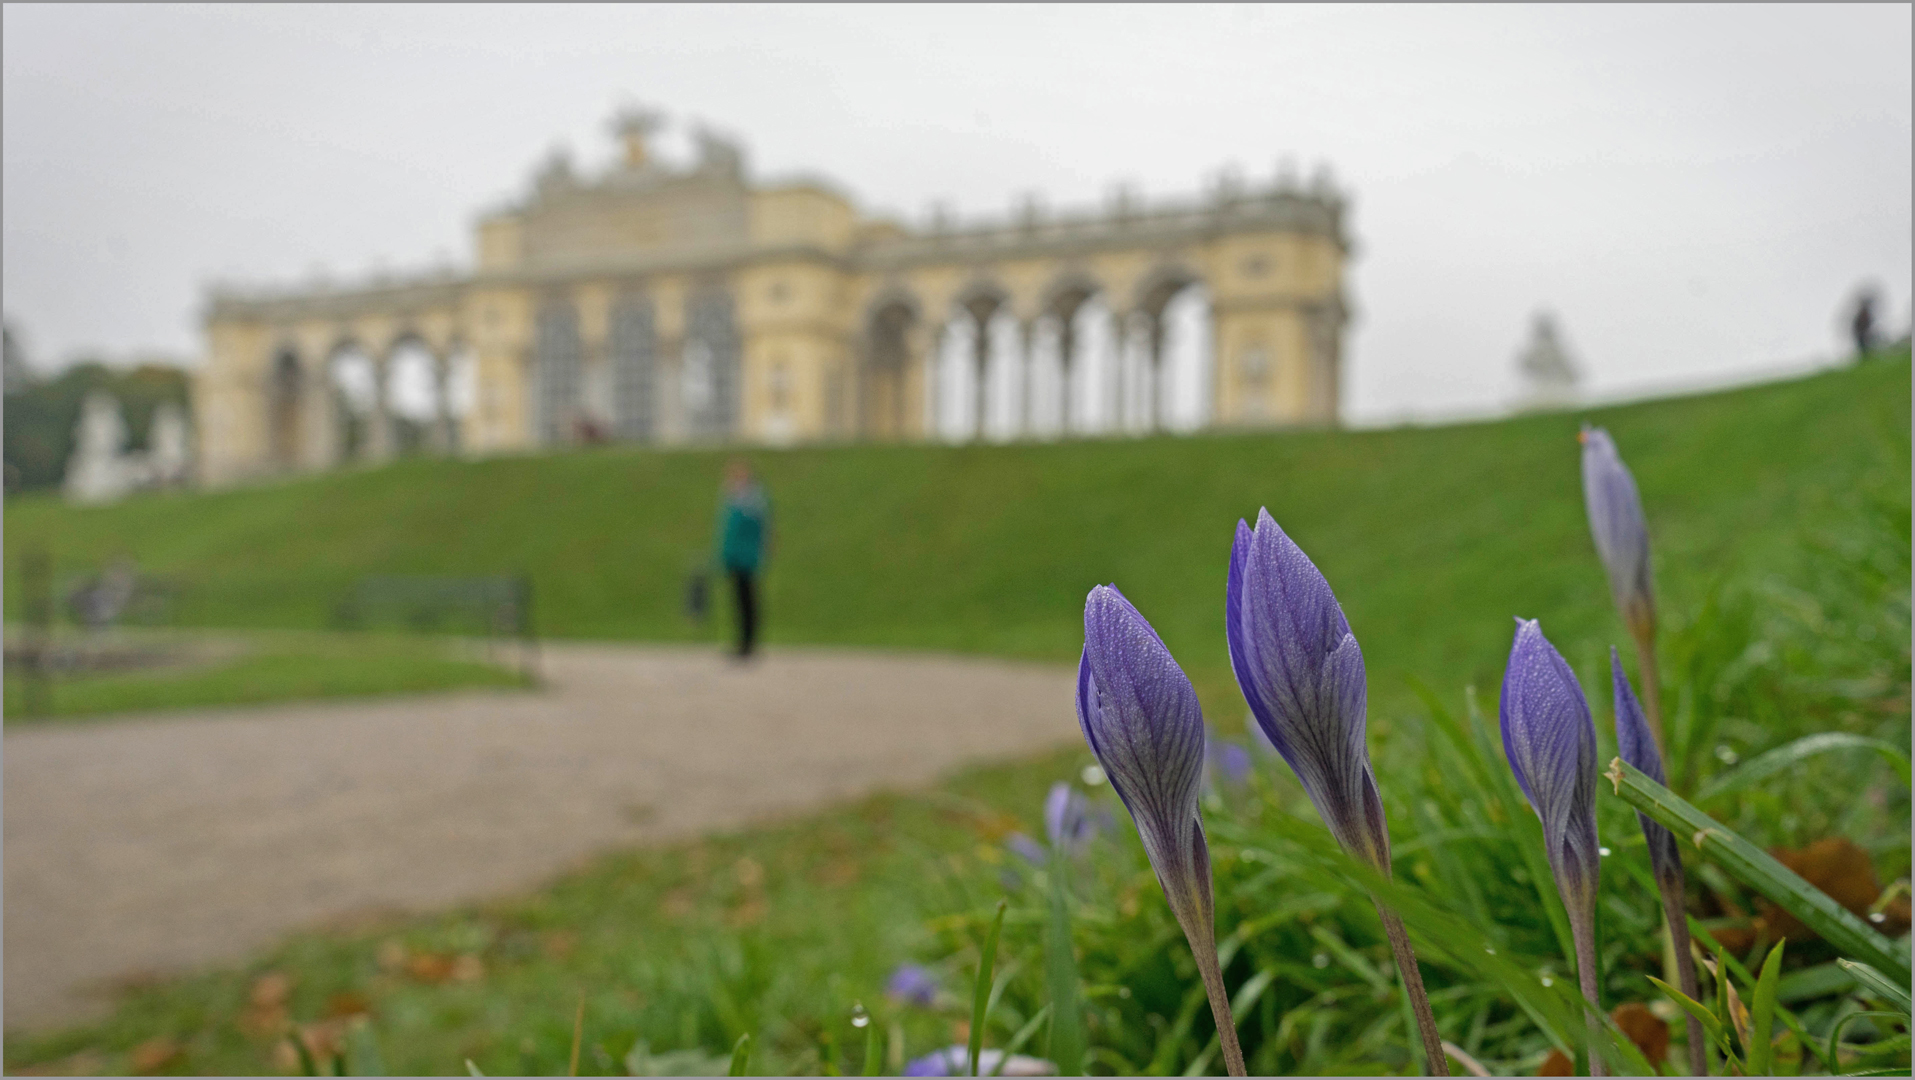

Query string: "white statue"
[1515, 312, 1581, 409]
[147, 401, 193, 487]
[64, 392, 137, 504]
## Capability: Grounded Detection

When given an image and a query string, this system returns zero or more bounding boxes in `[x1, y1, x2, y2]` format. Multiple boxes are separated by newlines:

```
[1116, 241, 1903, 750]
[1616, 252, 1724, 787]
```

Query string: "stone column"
[1147, 313, 1168, 433]
[1057, 313, 1076, 436]
[302, 357, 338, 469]
[366, 357, 394, 462]
[971, 315, 990, 442]
[1017, 319, 1036, 439]
[429, 354, 453, 453]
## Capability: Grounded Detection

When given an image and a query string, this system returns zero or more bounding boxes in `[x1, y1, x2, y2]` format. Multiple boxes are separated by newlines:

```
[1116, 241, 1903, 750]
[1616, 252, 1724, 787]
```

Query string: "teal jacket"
[716, 483, 771, 573]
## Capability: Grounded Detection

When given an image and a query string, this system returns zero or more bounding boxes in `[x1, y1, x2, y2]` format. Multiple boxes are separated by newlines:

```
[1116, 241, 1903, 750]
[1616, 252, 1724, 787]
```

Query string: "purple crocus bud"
[1611, 648, 1679, 888]
[1503, 619, 1607, 1073]
[1206, 739, 1254, 789]
[1078, 584, 1245, 1075]
[1043, 781, 1102, 855]
[1501, 619, 1601, 909]
[1225, 510, 1390, 869]
[1005, 831, 1048, 867]
[1613, 646, 1707, 1076]
[1580, 426, 1655, 639]
[1078, 586, 1212, 935]
[884, 962, 939, 1009]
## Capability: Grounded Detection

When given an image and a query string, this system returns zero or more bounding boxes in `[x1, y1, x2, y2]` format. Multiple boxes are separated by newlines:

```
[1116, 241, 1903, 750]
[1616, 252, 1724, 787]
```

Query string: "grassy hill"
[6, 355, 1908, 723]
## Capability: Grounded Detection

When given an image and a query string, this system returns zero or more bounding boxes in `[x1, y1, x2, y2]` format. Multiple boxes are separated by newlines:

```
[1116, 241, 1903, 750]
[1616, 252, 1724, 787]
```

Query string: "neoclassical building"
[195, 110, 1351, 486]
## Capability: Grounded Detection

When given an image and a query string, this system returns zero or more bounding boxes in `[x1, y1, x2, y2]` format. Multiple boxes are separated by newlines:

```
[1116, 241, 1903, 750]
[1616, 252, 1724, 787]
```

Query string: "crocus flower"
[1226, 511, 1390, 867]
[903, 1046, 1055, 1076]
[1005, 831, 1048, 868]
[1226, 510, 1448, 1075]
[1043, 781, 1107, 855]
[1078, 584, 1244, 1076]
[1502, 619, 1606, 1073]
[1613, 648, 1706, 1077]
[885, 962, 940, 1009]
[1581, 425, 1668, 755]
[1579, 426, 1655, 639]
[1206, 738, 1254, 790]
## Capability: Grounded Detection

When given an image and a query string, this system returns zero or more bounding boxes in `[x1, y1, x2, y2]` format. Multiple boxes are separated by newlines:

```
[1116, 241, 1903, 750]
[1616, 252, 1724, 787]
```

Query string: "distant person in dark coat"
[1851, 287, 1881, 358]
[714, 459, 772, 658]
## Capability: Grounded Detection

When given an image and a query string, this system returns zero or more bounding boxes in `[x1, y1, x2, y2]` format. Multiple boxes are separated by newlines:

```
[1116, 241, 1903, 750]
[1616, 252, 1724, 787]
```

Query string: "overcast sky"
[4, 4, 1909, 421]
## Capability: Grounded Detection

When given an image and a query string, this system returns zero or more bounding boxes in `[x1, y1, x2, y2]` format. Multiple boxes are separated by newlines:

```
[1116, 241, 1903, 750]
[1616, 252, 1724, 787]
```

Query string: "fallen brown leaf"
[405, 953, 455, 984]
[128, 1037, 182, 1075]
[1612, 1002, 1670, 1066]
[1766, 837, 1911, 940]
[1536, 1048, 1574, 1076]
[324, 990, 371, 1019]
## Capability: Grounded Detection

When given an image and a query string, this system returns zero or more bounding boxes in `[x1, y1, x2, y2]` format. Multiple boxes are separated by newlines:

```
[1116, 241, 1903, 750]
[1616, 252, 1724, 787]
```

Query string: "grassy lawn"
[7, 356, 1908, 730]
[2, 355, 1907, 1075]
[3, 631, 532, 723]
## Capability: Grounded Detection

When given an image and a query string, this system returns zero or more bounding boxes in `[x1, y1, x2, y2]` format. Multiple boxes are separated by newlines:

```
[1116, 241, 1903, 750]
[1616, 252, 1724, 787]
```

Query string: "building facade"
[196, 111, 1351, 486]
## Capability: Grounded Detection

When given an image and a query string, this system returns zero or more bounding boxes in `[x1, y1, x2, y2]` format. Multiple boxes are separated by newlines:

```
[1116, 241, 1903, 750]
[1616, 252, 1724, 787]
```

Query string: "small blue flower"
[1501, 619, 1602, 909]
[1580, 426, 1655, 638]
[884, 963, 940, 1009]
[1206, 737, 1254, 790]
[1043, 781, 1106, 855]
[1611, 648, 1681, 890]
[1004, 831, 1048, 868]
[1226, 510, 1389, 868]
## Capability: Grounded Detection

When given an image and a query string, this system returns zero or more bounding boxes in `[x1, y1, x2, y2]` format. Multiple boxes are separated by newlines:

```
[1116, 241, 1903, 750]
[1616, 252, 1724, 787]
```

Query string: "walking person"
[714, 458, 772, 658]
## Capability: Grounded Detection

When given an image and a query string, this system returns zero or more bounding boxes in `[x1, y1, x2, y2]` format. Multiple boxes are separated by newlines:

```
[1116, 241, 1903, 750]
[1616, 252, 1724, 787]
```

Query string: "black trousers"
[728, 569, 758, 656]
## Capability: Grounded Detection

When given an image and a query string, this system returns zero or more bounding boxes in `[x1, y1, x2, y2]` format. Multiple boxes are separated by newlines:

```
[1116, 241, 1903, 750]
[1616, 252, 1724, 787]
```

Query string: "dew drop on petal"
[1484, 946, 1496, 955]
[1714, 745, 1739, 765]
[1081, 764, 1107, 787]
[850, 1002, 870, 1028]
[1870, 912, 1887, 924]
[1312, 953, 1330, 969]
[1599, 846, 1612, 857]
[1540, 975, 1554, 987]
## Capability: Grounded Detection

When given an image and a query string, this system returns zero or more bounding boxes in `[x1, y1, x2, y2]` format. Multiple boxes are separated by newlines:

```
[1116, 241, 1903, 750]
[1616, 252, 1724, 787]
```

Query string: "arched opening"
[385, 338, 443, 455]
[937, 287, 1008, 442]
[534, 297, 584, 446]
[683, 287, 739, 440]
[609, 291, 657, 442]
[1037, 279, 1110, 438]
[267, 347, 302, 469]
[1135, 269, 1211, 432]
[861, 297, 917, 441]
[327, 343, 379, 463]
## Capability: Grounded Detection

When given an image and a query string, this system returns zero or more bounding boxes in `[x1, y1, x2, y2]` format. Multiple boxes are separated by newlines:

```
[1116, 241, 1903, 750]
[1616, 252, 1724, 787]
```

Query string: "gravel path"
[3, 644, 1079, 1031]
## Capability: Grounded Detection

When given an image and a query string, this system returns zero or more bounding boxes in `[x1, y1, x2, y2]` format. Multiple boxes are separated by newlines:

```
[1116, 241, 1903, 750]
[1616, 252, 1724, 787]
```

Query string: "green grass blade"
[1691, 914, 1839, 1073]
[864, 1020, 883, 1077]
[1608, 758, 1912, 984]
[1044, 859, 1085, 1076]
[1695, 733, 1912, 802]
[728, 1032, 752, 1077]
[990, 1005, 1052, 1077]
[1828, 1010, 1908, 1074]
[464, 1060, 484, 1077]
[1749, 941, 1783, 1076]
[1837, 959, 1914, 1015]
[1648, 975, 1728, 1050]
[969, 900, 1008, 1077]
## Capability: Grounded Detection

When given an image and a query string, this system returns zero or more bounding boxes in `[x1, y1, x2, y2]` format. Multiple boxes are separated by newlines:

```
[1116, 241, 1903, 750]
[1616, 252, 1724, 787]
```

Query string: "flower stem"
[1190, 943, 1247, 1077]
[1570, 907, 1607, 1077]
[1376, 903, 1451, 1076]
[1659, 885, 1708, 1075]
